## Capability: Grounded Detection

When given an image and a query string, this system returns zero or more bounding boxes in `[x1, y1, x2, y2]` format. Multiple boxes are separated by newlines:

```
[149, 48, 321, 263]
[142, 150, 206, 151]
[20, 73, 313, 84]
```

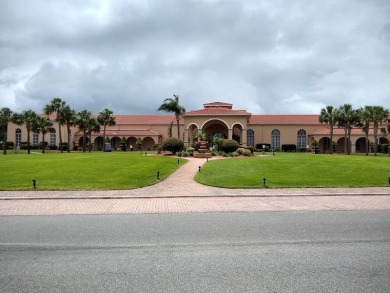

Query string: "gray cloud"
[1, 0, 389, 115]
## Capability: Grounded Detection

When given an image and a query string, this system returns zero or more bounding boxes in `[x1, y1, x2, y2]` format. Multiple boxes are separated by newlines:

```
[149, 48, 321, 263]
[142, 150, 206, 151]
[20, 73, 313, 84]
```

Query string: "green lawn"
[0, 151, 185, 190]
[195, 153, 390, 188]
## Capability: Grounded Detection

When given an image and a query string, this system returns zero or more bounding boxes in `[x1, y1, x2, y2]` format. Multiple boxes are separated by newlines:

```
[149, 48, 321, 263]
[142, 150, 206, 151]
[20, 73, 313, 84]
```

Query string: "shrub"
[282, 144, 297, 152]
[236, 147, 245, 155]
[242, 149, 252, 156]
[220, 139, 239, 153]
[186, 146, 195, 156]
[161, 137, 184, 154]
[60, 143, 69, 151]
[256, 143, 271, 151]
[38, 141, 48, 149]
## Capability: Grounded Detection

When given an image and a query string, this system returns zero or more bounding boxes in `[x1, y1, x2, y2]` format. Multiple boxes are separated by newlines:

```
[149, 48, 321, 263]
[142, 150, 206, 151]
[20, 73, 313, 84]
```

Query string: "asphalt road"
[1, 211, 390, 292]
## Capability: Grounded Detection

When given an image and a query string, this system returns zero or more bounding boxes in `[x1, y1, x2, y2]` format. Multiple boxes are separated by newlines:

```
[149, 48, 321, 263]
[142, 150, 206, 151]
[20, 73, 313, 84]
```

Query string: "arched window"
[271, 129, 280, 150]
[15, 128, 22, 147]
[297, 129, 306, 149]
[247, 129, 254, 147]
[33, 131, 39, 146]
[49, 128, 56, 146]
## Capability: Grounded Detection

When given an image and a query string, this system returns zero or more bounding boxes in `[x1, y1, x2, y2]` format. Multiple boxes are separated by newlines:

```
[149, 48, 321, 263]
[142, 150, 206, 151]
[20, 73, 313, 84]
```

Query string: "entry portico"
[183, 102, 251, 146]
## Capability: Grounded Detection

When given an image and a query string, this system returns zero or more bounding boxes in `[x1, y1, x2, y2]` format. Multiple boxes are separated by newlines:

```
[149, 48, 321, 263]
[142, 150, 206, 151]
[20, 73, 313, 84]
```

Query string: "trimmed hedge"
[220, 139, 239, 153]
[161, 137, 184, 154]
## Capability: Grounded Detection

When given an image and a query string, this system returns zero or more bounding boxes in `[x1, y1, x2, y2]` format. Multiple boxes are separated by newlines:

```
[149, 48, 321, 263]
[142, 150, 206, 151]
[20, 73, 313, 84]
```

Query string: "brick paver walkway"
[0, 157, 389, 215]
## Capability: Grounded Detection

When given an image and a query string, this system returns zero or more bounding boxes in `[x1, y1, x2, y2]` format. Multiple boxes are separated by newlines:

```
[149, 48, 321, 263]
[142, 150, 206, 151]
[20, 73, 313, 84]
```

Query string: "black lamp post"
[263, 177, 266, 187]
[32, 179, 36, 189]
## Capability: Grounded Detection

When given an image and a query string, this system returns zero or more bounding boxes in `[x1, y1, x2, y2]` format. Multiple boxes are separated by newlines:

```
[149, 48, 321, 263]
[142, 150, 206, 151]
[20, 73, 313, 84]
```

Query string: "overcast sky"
[0, 0, 389, 115]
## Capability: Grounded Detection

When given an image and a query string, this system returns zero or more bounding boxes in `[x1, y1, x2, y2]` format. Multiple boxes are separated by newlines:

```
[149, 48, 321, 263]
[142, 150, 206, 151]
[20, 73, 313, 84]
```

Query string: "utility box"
[104, 143, 112, 152]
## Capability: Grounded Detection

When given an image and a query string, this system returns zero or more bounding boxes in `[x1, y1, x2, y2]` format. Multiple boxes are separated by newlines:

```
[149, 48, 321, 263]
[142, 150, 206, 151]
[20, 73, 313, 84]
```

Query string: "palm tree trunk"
[373, 123, 379, 156]
[102, 125, 106, 152]
[42, 133, 45, 154]
[344, 128, 348, 155]
[83, 130, 87, 153]
[27, 129, 31, 154]
[67, 127, 71, 153]
[176, 117, 180, 139]
[347, 128, 352, 155]
[58, 122, 63, 153]
[330, 126, 333, 154]
[3, 125, 7, 155]
[365, 131, 369, 156]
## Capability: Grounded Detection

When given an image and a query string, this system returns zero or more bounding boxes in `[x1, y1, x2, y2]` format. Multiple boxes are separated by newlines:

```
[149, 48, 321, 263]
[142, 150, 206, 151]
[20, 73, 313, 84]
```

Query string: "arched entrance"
[127, 137, 137, 151]
[355, 137, 368, 153]
[94, 137, 104, 151]
[201, 119, 229, 140]
[143, 137, 155, 150]
[318, 137, 331, 153]
[111, 137, 120, 150]
[232, 123, 243, 144]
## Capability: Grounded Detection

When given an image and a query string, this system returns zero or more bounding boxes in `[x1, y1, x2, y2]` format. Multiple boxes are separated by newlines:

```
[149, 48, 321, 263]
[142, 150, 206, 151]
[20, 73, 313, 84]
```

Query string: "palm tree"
[13, 110, 39, 154]
[61, 106, 76, 152]
[43, 97, 66, 153]
[381, 122, 390, 157]
[87, 117, 100, 152]
[33, 117, 53, 154]
[370, 106, 389, 156]
[319, 105, 339, 154]
[360, 106, 374, 156]
[157, 94, 186, 139]
[0, 107, 13, 155]
[76, 110, 92, 153]
[97, 108, 116, 151]
[337, 104, 361, 155]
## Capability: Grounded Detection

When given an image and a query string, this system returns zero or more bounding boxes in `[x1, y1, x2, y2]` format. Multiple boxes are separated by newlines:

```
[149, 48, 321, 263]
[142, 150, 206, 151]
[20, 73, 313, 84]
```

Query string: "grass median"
[0, 151, 185, 190]
[195, 152, 390, 188]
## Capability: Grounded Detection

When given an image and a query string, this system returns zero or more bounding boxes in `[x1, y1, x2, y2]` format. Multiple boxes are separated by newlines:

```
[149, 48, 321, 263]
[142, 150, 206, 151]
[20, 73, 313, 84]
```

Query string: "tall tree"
[13, 110, 39, 154]
[33, 117, 53, 154]
[381, 122, 390, 157]
[337, 104, 361, 155]
[360, 106, 374, 156]
[87, 117, 100, 152]
[43, 97, 66, 153]
[370, 106, 389, 156]
[0, 107, 13, 155]
[76, 110, 92, 153]
[97, 108, 116, 151]
[61, 106, 76, 153]
[319, 105, 339, 154]
[157, 94, 186, 139]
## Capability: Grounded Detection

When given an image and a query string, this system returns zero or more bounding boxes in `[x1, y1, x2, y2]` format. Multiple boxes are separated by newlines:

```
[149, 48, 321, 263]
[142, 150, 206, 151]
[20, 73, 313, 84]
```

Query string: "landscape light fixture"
[199, 166, 201, 172]
[32, 179, 36, 189]
[263, 177, 267, 187]
[157, 171, 160, 180]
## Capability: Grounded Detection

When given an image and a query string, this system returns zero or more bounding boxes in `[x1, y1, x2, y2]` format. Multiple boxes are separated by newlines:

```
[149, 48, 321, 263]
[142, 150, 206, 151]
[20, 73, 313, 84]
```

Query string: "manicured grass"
[195, 153, 390, 188]
[0, 151, 185, 190]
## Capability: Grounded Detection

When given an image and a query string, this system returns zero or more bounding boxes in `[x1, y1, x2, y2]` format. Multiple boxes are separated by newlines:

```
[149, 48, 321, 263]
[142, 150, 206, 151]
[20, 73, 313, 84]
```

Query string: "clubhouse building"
[6, 102, 390, 153]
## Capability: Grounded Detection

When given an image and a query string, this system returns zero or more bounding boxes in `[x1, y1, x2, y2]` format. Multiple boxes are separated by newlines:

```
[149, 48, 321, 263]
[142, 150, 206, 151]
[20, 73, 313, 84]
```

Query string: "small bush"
[236, 148, 245, 155]
[282, 144, 297, 152]
[220, 139, 239, 153]
[186, 146, 195, 156]
[242, 149, 252, 156]
[161, 137, 184, 154]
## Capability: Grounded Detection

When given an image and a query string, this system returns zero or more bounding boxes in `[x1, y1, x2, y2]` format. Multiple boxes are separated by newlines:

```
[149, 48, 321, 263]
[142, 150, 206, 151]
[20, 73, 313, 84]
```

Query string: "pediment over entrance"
[184, 101, 251, 116]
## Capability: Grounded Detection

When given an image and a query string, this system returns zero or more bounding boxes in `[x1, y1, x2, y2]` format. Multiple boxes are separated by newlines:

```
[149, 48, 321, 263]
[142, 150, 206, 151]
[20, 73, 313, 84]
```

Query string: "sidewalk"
[0, 157, 389, 200]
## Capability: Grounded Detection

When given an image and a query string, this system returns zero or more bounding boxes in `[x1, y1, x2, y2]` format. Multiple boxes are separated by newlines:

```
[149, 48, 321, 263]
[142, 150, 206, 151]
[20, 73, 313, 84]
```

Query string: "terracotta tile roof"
[114, 115, 183, 125]
[184, 108, 251, 116]
[249, 115, 321, 125]
[311, 127, 375, 136]
[203, 101, 233, 108]
[80, 129, 162, 137]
